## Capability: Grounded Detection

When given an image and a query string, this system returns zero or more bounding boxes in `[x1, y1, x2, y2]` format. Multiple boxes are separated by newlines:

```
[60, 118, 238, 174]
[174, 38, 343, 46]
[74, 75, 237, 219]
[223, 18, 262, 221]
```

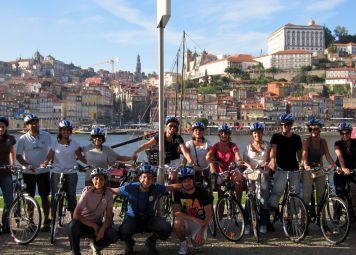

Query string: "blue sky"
[0, 0, 355, 73]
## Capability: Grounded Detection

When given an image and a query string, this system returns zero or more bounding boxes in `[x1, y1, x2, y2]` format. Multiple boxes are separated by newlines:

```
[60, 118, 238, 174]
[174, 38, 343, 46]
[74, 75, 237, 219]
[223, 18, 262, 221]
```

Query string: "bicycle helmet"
[192, 121, 205, 130]
[249, 122, 265, 132]
[59, 120, 73, 129]
[90, 167, 108, 179]
[337, 122, 353, 132]
[0, 116, 9, 127]
[218, 123, 231, 134]
[138, 162, 156, 176]
[178, 166, 195, 182]
[90, 127, 106, 142]
[165, 116, 180, 126]
[306, 118, 322, 127]
[279, 113, 295, 124]
[24, 114, 39, 124]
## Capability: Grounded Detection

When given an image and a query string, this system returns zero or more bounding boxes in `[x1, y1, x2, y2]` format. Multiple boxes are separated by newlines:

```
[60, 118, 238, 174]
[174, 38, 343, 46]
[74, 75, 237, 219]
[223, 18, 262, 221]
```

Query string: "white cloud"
[305, 0, 346, 12]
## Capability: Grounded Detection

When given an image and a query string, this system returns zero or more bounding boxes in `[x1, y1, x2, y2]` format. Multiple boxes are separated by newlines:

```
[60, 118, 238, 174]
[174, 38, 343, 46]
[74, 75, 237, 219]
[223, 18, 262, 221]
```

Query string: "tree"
[334, 25, 349, 41]
[324, 26, 335, 48]
[225, 66, 242, 76]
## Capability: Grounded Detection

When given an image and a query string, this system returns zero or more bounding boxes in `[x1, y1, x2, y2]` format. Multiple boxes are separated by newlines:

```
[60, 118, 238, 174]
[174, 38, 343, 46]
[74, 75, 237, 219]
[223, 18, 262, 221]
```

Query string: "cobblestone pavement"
[0, 221, 355, 255]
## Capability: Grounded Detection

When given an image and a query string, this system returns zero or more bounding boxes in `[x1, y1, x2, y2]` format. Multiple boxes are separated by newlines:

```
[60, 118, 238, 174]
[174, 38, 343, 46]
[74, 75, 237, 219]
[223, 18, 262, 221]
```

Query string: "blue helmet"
[178, 166, 195, 181]
[59, 120, 73, 129]
[24, 114, 39, 124]
[279, 113, 295, 124]
[218, 123, 231, 134]
[249, 122, 265, 132]
[90, 127, 106, 142]
[138, 162, 156, 176]
[0, 116, 9, 127]
[90, 167, 108, 179]
[165, 116, 180, 126]
[307, 118, 322, 127]
[192, 122, 205, 130]
[337, 122, 352, 132]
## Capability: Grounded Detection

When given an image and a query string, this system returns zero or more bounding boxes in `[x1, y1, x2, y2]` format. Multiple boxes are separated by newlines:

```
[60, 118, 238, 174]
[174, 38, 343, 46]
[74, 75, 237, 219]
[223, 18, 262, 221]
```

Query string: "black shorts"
[23, 172, 50, 197]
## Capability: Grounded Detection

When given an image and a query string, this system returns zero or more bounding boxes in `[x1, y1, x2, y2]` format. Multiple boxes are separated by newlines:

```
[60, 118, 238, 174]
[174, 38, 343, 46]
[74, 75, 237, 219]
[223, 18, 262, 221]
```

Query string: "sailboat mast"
[175, 51, 179, 116]
[179, 31, 185, 134]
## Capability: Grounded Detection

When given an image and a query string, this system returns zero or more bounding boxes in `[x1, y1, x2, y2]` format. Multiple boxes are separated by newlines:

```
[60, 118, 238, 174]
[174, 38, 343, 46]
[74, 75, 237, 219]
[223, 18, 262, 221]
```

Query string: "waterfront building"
[267, 81, 291, 97]
[254, 50, 312, 70]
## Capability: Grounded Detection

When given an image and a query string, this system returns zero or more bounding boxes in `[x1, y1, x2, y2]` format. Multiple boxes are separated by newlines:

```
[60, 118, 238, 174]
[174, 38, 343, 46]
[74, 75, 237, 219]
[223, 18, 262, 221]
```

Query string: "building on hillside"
[267, 81, 291, 97]
[164, 72, 182, 87]
[334, 43, 356, 55]
[240, 103, 264, 121]
[268, 19, 325, 55]
[325, 68, 356, 96]
[254, 50, 312, 70]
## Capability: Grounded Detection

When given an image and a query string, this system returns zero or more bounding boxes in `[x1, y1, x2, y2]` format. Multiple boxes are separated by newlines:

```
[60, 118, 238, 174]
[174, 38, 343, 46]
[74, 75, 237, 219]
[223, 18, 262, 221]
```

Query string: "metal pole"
[158, 26, 165, 184]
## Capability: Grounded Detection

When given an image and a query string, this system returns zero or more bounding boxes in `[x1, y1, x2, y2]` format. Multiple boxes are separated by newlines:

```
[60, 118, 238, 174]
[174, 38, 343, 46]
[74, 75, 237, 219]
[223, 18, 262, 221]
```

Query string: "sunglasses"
[308, 127, 320, 132]
[340, 131, 351, 136]
[168, 124, 178, 129]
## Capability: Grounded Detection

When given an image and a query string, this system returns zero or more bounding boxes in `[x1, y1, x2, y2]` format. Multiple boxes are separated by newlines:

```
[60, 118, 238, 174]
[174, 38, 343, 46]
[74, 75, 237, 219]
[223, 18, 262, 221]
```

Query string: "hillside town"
[0, 19, 355, 130]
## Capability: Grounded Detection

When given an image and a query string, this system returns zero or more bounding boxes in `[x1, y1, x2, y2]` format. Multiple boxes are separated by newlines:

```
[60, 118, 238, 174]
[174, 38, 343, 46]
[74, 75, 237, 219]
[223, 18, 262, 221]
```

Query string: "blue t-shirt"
[118, 182, 166, 217]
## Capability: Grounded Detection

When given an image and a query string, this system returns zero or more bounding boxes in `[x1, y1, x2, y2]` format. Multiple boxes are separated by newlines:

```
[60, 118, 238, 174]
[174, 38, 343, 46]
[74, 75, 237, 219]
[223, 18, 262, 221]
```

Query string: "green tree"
[334, 25, 349, 41]
[225, 66, 242, 76]
[324, 26, 335, 48]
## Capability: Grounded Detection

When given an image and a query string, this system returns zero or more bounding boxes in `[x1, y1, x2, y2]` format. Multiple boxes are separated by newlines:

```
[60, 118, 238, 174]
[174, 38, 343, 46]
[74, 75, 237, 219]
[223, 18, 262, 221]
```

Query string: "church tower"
[134, 54, 142, 82]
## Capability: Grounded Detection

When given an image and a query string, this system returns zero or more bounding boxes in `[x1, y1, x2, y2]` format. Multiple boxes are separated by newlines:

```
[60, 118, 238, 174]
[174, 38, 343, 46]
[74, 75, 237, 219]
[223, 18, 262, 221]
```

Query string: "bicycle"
[4, 165, 42, 244]
[50, 171, 72, 244]
[214, 163, 245, 242]
[271, 168, 308, 242]
[307, 166, 351, 244]
[243, 166, 265, 243]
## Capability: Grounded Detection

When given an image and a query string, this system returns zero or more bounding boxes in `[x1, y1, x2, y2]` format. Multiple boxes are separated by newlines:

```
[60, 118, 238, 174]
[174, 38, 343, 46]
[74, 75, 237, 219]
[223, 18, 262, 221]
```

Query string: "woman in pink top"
[206, 124, 244, 202]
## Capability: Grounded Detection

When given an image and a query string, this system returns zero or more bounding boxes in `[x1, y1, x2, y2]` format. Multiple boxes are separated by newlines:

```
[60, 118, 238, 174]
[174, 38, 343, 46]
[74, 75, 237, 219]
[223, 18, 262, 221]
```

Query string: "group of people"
[0, 113, 356, 255]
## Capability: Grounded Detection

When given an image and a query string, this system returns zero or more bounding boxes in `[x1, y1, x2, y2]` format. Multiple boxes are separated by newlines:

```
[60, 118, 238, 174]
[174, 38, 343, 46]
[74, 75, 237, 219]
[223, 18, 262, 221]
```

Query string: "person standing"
[16, 114, 52, 232]
[173, 167, 212, 255]
[68, 168, 119, 255]
[0, 116, 15, 233]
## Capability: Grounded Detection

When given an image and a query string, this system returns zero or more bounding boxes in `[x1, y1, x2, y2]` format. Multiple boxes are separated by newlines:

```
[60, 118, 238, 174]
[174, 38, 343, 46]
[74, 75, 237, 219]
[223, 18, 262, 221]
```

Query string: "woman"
[42, 120, 86, 218]
[184, 122, 211, 185]
[242, 122, 271, 234]
[68, 167, 118, 255]
[302, 118, 336, 213]
[0, 116, 15, 233]
[82, 127, 133, 186]
[206, 124, 243, 202]
[334, 122, 356, 220]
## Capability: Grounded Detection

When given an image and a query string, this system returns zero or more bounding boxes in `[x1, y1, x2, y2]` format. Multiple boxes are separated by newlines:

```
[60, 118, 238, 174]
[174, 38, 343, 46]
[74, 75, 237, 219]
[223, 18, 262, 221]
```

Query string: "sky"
[0, 0, 355, 73]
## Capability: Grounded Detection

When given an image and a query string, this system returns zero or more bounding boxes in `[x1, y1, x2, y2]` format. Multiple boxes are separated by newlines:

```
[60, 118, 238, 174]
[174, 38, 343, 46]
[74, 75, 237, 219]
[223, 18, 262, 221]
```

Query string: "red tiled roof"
[334, 42, 356, 46]
[227, 54, 256, 62]
[272, 50, 311, 55]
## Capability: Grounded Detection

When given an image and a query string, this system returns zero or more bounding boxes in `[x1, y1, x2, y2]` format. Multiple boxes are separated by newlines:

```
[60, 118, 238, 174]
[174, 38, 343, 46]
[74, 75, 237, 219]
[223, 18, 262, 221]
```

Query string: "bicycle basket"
[145, 148, 159, 166]
[243, 168, 259, 181]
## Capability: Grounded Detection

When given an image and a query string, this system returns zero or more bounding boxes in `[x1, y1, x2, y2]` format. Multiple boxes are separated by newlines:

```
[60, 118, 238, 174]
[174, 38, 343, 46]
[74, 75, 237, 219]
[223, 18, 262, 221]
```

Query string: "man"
[268, 113, 302, 219]
[16, 114, 52, 231]
[173, 167, 213, 255]
[132, 116, 194, 169]
[68, 168, 118, 255]
[113, 163, 182, 255]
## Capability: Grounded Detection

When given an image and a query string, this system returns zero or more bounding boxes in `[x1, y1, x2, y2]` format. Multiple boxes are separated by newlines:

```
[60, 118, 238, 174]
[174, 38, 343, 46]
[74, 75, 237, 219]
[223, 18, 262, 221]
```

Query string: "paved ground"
[0, 220, 355, 255]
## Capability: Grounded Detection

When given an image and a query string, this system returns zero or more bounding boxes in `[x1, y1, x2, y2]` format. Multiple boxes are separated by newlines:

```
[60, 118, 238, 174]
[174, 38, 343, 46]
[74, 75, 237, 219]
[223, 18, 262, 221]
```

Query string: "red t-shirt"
[210, 142, 239, 173]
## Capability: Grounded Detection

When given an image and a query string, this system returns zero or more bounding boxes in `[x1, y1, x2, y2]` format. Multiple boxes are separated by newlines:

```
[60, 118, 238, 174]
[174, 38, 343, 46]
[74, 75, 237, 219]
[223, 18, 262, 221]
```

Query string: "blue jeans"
[268, 170, 300, 210]
[0, 174, 14, 228]
[51, 172, 78, 212]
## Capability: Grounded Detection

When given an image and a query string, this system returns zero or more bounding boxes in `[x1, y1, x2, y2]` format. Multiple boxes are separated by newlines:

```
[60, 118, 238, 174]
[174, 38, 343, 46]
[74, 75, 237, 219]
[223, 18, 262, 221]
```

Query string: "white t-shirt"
[185, 139, 211, 169]
[51, 140, 80, 174]
[243, 141, 271, 169]
[82, 144, 119, 181]
[16, 130, 52, 174]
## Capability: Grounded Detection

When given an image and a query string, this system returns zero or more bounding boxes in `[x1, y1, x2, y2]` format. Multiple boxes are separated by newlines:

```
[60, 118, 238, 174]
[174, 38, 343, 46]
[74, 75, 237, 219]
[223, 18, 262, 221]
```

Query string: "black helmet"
[165, 116, 180, 126]
[0, 116, 9, 127]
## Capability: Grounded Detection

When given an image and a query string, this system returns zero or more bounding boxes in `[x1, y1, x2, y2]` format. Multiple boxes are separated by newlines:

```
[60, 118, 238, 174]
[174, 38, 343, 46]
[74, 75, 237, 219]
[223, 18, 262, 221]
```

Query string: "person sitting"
[67, 167, 119, 255]
[173, 167, 213, 255]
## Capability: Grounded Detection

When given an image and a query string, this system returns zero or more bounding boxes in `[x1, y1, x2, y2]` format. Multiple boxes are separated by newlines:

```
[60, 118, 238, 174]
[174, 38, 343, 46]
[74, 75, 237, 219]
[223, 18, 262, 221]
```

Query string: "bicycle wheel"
[215, 196, 245, 241]
[320, 196, 350, 245]
[154, 193, 174, 226]
[113, 195, 127, 224]
[282, 194, 308, 242]
[208, 205, 217, 237]
[50, 195, 61, 244]
[249, 198, 260, 243]
[8, 196, 42, 245]
[58, 197, 70, 227]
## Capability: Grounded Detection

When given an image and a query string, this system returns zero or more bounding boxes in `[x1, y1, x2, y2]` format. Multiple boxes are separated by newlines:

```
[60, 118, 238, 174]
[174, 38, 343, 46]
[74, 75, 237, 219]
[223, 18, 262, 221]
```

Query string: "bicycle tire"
[8, 196, 42, 245]
[215, 196, 245, 242]
[282, 194, 308, 242]
[321, 196, 350, 245]
[208, 204, 217, 237]
[58, 197, 65, 227]
[50, 195, 61, 244]
[154, 193, 174, 226]
[113, 195, 127, 224]
[249, 198, 260, 243]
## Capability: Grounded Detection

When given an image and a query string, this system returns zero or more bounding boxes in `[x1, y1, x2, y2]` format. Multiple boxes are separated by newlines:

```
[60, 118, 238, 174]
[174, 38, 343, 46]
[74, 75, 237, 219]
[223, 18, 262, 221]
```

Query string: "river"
[11, 132, 340, 194]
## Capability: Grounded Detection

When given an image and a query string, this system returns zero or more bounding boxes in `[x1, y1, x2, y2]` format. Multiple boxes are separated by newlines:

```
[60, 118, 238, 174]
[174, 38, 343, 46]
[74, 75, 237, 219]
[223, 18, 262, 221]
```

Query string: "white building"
[254, 50, 311, 70]
[326, 68, 356, 97]
[268, 20, 325, 55]
[334, 43, 356, 55]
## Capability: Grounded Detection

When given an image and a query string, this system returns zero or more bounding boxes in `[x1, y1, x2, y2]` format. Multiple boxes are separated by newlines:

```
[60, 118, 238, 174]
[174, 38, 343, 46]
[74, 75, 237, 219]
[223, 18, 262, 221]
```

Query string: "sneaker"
[244, 225, 250, 235]
[178, 240, 188, 255]
[191, 238, 202, 252]
[145, 237, 159, 255]
[41, 219, 51, 232]
[260, 225, 267, 234]
[124, 239, 135, 255]
[89, 240, 101, 255]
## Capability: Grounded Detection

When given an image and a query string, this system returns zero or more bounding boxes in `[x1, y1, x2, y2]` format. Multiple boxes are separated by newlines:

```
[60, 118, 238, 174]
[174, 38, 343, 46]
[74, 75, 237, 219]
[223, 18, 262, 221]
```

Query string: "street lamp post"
[157, 0, 171, 184]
